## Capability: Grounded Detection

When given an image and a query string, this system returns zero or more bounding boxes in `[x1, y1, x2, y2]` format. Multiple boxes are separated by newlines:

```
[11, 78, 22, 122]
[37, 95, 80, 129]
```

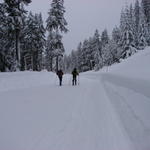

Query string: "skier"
[56, 69, 64, 86]
[72, 68, 79, 86]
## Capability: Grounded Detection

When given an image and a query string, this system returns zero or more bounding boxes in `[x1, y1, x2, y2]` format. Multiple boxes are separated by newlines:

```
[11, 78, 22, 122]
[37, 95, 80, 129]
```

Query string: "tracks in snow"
[101, 73, 150, 150]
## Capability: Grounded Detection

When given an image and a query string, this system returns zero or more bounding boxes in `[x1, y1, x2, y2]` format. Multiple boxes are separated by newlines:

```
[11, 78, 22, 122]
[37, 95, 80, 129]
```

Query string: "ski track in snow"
[101, 74, 150, 150]
[102, 73, 150, 99]
[0, 73, 134, 150]
[28, 75, 134, 150]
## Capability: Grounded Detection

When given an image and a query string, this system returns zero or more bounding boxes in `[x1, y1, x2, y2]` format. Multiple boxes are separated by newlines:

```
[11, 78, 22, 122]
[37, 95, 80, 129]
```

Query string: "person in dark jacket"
[72, 68, 79, 85]
[56, 69, 64, 86]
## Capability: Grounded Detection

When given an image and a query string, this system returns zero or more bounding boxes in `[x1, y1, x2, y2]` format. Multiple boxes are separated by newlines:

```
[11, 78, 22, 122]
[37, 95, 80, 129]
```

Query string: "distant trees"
[119, 5, 136, 59]
[93, 30, 102, 70]
[45, 0, 68, 71]
[63, 0, 150, 73]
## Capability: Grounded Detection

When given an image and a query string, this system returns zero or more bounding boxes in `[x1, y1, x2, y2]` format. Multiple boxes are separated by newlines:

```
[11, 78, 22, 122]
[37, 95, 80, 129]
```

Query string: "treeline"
[0, 0, 45, 72]
[0, 0, 150, 73]
[0, 0, 68, 72]
[63, 0, 150, 73]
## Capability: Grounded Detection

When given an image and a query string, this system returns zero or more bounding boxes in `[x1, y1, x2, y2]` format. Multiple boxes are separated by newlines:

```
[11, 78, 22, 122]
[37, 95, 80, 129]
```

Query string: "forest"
[0, 0, 150, 72]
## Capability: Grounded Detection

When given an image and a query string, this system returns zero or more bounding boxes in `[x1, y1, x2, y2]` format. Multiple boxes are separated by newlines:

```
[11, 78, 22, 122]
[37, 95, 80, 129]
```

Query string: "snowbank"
[82, 47, 150, 150]
[83, 46, 150, 81]
[0, 71, 56, 92]
[108, 47, 150, 80]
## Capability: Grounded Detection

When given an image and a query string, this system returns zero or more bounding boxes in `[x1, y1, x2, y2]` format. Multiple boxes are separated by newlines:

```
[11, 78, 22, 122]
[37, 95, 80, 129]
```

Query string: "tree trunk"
[50, 57, 53, 71]
[15, 29, 21, 70]
[56, 56, 59, 72]
[31, 54, 34, 71]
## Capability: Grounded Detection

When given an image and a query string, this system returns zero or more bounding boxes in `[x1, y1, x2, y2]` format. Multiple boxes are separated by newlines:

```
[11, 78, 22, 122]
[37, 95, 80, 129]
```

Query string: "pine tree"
[46, 0, 68, 71]
[101, 29, 110, 66]
[0, 3, 8, 71]
[141, 0, 150, 45]
[76, 42, 83, 72]
[120, 8, 126, 32]
[101, 29, 109, 47]
[81, 39, 90, 72]
[120, 5, 136, 59]
[103, 40, 119, 66]
[129, 4, 136, 45]
[23, 12, 45, 71]
[92, 29, 102, 70]
[141, 0, 150, 25]
[62, 54, 68, 73]
[88, 37, 96, 70]
[70, 50, 78, 70]
[138, 4, 148, 49]
[112, 26, 122, 62]
[134, 0, 140, 48]
[112, 26, 121, 44]
[0, 2, 16, 71]
[4, 0, 31, 70]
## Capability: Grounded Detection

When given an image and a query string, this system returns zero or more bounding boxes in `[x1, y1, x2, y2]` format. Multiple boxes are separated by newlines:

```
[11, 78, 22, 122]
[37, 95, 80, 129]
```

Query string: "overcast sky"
[27, 0, 136, 54]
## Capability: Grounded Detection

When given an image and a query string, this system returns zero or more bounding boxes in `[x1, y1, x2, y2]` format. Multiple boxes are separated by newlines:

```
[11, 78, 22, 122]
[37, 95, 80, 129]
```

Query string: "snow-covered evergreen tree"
[142, 0, 150, 26]
[134, 0, 140, 48]
[138, 4, 149, 49]
[112, 27, 122, 62]
[129, 4, 136, 45]
[81, 39, 90, 72]
[45, 31, 64, 71]
[70, 50, 78, 71]
[103, 40, 120, 66]
[92, 29, 102, 70]
[120, 5, 136, 59]
[46, 0, 68, 71]
[0, 3, 10, 71]
[62, 54, 68, 73]
[88, 37, 96, 70]
[4, 0, 31, 70]
[36, 13, 46, 71]
[112, 26, 121, 44]
[101, 29, 109, 47]
[141, 0, 150, 45]
[76, 42, 83, 72]
[23, 12, 45, 71]
[0, 2, 17, 71]
[101, 29, 111, 66]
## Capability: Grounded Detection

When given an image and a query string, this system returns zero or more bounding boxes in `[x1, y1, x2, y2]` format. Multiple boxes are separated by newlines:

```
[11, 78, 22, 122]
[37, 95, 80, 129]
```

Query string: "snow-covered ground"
[0, 47, 150, 150]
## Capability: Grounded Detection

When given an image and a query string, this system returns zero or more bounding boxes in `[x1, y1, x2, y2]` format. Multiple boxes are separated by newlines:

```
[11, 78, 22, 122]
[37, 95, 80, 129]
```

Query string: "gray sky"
[27, 0, 136, 54]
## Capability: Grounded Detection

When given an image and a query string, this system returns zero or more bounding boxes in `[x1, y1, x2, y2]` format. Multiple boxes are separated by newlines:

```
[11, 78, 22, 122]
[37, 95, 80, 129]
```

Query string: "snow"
[0, 71, 56, 92]
[0, 47, 150, 150]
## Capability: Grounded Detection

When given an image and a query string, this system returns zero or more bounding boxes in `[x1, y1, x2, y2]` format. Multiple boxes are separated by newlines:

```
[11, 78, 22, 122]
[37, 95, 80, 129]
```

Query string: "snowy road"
[0, 73, 135, 150]
[0, 48, 150, 150]
[102, 74, 150, 150]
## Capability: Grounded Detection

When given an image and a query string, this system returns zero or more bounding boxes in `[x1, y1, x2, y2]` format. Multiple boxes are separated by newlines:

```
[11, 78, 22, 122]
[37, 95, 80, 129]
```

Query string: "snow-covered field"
[0, 47, 150, 150]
